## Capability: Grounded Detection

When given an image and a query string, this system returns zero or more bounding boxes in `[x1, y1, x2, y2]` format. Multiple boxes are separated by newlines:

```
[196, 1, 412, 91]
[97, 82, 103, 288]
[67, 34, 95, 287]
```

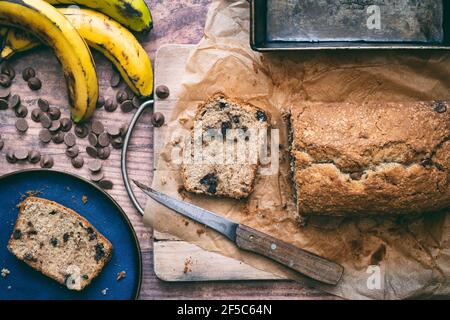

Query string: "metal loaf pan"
[250, 0, 450, 51]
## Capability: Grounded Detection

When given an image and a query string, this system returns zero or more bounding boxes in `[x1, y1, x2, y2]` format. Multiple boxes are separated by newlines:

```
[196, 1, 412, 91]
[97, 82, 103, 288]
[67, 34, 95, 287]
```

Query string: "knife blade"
[134, 180, 344, 285]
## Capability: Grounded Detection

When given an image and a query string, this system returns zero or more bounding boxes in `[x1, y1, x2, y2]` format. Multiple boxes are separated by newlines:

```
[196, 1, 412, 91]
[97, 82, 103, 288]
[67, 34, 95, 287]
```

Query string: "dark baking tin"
[250, 0, 450, 51]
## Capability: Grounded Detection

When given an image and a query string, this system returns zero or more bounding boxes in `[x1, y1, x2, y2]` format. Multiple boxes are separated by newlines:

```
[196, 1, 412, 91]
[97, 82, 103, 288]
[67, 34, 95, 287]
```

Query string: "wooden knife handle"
[235, 225, 344, 285]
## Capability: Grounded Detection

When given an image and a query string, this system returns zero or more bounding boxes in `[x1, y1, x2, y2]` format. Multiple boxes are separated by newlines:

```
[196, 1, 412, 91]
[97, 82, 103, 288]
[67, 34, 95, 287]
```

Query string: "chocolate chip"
[90, 171, 104, 182]
[232, 115, 240, 124]
[24, 253, 37, 262]
[200, 173, 217, 194]
[218, 101, 228, 110]
[119, 123, 128, 138]
[433, 101, 447, 113]
[110, 72, 121, 87]
[27, 77, 42, 90]
[28, 150, 41, 164]
[40, 155, 54, 168]
[50, 237, 58, 247]
[256, 110, 267, 122]
[63, 233, 70, 242]
[97, 132, 110, 147]
[0, 74, 11, 88]
[48, 107, 61, 120]
[22, 67, 35, 81]
[66, 146, 79, 158]
[97, 146, 111, 160]
[15, 119, 28, 133]
[107, 126, 121, 137]
[0, 99, 8, 110]
[0, 88, 10, 100]
[60, 118, 72, 132]
[155, 85, 170, 99]
[88, 159, 102, 172]
[350, 172, 364, 181]
[91, 121, 104, 135]
[132, 96, 141, 109]
[75, 123, 89, 138]
[39, 113, 52, 128]
[71, 155, 84, 168]
[86, 146, 98, 158]
[14, 149, 29, 161]
[98, 179, 114, 190]
[221, 121, 232, 137]
[151, 112, 165, 127]
[116, 90, 129, 104]
[8, 94, 20, 109]
[120, 100, 134, 113]
[87, 133, 98, 147]
[421, 158, 432, 168]
[96, 96, 105, 109]
[49, 120, 61, 133]
[94, 243, 106, 261]
[6, 150, 17, 163]
[13, 229, 22, 240]
[37, 98, 49, 112]
[104, 98, 118, 112]
[64, 132, 76, 147]
[38, 129, 52, 143]
[111, 136, 123, 149]
[52, 132, 65, 144]
[15, 105, 28, 118]
[1, 63, 15, 80]
[31, 108, 42, 122]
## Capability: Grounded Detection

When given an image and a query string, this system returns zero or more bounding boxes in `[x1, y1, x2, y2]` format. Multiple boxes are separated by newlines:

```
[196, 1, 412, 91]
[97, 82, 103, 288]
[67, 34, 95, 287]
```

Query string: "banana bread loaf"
[291, 101, 449, 216]
[182, 94, 270, 199]
[8, 197, 113, 290]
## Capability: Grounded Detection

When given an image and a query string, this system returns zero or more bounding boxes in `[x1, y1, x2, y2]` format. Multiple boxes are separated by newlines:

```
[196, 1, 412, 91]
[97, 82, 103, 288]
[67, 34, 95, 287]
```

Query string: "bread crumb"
[196, 229, 205, 236]
[178, 117, 189, 125]
[160, 177, 167, 185]
[82, 196, 88, 204]
[116, 271, 126, 281]
[183, 257, 193, 274]
[101, 288, 109, 295]
[1, 268, 10, 278]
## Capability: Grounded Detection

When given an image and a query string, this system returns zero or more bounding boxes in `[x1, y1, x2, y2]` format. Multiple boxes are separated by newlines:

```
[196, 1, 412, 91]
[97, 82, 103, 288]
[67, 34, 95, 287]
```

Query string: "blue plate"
[0, 169, 141, 300]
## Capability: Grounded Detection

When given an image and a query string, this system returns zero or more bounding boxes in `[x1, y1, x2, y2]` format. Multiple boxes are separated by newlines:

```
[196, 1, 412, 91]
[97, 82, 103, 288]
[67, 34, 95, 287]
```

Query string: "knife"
[134, 181, 344, 285]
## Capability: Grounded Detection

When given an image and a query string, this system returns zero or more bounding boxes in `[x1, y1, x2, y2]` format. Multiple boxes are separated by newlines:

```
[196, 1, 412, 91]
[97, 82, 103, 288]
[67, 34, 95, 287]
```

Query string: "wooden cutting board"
[153, 44, 285, 281]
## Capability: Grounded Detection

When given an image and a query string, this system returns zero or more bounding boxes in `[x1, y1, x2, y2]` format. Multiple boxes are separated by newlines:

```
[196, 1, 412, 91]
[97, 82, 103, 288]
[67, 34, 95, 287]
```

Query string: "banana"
[0, 8, 153, 97]
[46, 0, 153, 33]
[0, 0, 98, 122]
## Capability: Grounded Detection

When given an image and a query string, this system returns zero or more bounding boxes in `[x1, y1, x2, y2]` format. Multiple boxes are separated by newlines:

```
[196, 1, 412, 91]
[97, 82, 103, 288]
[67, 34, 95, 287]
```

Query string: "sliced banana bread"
[8, 197, 113, 290]
[291, 101, 450, 216]
[181, 94, 270, 199]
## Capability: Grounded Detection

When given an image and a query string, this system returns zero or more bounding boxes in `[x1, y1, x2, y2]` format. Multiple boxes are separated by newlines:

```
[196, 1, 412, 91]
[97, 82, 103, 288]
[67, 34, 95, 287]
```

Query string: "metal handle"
[121, 100, 154, 215]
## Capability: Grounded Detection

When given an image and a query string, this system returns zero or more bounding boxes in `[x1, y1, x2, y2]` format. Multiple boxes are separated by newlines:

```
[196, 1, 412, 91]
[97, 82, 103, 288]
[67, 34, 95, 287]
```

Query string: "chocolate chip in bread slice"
[7, 197, 113, 291]
[181, 94, 270, 199]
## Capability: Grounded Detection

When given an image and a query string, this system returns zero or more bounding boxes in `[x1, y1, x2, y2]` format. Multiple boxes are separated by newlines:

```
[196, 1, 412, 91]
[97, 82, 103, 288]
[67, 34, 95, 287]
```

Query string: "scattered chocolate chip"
[63, 233, 70, 242]
[86, 146, 98, 158]
[49, 209, 57, 215]
[24, 253, 37, 262]
[0, 74, 11, 88]
[15, 105, 28, 118]
[52, 132, 65, 144]
[221, 121, 232, 137]
[22, 67, 35, 81]
[31, 108, 42, 122]
[107, 126, 121, 137]
[71, 155, 84, 168]
[200, 173, 218, 194]
[6, 150, 17, 163]
[94, 243, 106, 261]
[50, 237, 58, 247]
[97, 132, 110, 147]
[40, 155, 54, 168]
[66, 146, 79, 158]
[75, 123, 89, 138]
[104, 98, 117, 112]
[13, 229, 22, 240]
[151, 112, 165, 127]
[27, 77, 42, 90]
[120, 100, 134, 113]
[0, 88, 10, 100]
[39, 113, 52, 128]
[90, 171, 104, 183]
[88, 133, 98, 147]
[49, 120, 61, 133]
[14, 149, 28, 161]
[96, 96, 105, 109]
[91, 121, 104, 135]
[1, 63, 15, 80]
[59, 118, 72, 132]
[97, 146, 111, 160]
[88, 159, 102, 172]
[8, 94, 20, 109]
[155, 85, 170, 99]
[350, 172, 364, 181]
[232, 115, 240, 124]
[116, 90, 129, 104]
[132, 96, 141, 109]
[433, 101, 447, 113]
[218, 101, 228, 110]
[98, 179, 114, 190]
[38, 129, 52, 143]
[15, 118, 28, 133]
[110, 72, 121, 87]
[111, 136, 123, 149]
[64, 132, 76, 147]
[256, 110, 267, 122]
[28, 150, 41, 164]
[37, 98, 49, 112]
[119, 123, 128, 138]
[48, 107, 61, 120]
[0, 99, 8, 110]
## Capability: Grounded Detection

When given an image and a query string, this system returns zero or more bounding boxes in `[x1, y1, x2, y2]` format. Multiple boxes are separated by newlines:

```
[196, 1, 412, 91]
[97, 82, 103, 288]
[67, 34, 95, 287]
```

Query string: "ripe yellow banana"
[46, 0, 153, 33]
[0, 0, 98, 122]
[0, 8, 153, 97]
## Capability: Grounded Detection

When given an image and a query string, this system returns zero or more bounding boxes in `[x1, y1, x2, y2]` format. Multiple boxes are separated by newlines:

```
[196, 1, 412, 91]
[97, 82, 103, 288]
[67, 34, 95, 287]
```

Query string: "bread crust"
[290, 101, 450, 216]
[8, 196, 113, 290]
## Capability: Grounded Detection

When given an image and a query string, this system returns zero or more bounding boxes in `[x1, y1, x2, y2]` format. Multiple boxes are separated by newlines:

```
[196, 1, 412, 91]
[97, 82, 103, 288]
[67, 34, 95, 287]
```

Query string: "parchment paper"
[144, 0, 450, 299]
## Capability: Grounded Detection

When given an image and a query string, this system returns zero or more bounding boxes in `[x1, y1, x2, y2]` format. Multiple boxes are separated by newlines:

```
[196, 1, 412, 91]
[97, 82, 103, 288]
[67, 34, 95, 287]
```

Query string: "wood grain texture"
[0, 0, 334, 299]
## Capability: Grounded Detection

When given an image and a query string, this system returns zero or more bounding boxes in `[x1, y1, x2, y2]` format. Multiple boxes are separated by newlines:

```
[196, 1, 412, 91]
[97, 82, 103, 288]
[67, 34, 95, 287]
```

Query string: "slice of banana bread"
[181, 94, 270, 199]
[8, 197, 113, 290]
[291, 101, 450, 216]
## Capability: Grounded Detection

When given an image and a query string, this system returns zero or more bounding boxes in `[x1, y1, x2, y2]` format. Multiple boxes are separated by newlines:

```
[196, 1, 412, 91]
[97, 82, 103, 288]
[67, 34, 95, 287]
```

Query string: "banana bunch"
[0, 0, 153, 122]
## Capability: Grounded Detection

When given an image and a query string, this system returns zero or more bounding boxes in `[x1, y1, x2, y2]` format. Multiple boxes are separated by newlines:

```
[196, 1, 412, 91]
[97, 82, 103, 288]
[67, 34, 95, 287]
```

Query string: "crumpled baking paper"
[144, 0, 450, 299]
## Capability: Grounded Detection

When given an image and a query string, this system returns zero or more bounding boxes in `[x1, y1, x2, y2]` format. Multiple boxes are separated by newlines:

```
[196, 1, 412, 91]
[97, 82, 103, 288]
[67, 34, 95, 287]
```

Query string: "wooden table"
[0, 0, 334, 300]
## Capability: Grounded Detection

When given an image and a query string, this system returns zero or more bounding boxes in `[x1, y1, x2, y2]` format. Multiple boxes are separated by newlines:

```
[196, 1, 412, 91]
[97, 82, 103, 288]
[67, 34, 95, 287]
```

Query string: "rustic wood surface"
[0, 0, 335, 299]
